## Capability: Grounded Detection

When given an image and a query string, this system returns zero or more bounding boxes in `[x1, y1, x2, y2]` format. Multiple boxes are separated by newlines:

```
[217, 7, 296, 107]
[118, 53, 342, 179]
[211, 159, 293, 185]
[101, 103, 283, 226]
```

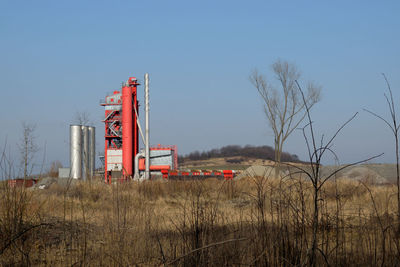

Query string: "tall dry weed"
[1, 176, 400, 266]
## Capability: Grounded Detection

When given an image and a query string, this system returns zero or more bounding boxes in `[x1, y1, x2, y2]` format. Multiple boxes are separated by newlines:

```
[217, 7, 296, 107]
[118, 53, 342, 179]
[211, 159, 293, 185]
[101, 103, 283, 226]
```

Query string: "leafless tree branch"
[250, 60, 321, 178]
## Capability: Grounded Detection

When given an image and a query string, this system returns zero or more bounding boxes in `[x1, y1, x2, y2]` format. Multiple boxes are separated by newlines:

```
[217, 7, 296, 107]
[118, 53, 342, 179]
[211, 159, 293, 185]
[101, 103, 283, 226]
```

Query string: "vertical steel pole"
[145, 73, 150, 180]
[133, 82, 139, 175]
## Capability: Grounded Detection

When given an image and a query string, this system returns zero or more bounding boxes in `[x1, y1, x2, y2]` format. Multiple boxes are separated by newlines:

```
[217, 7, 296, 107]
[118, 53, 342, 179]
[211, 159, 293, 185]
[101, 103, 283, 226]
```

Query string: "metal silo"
[82, 126, 89, 180]
[88, 126, 95, 178]
[70, 125, 82, 179]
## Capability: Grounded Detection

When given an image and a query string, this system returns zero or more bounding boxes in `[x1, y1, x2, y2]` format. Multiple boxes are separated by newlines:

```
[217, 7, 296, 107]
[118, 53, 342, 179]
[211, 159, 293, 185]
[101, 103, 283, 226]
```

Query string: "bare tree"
[74, 111, 92, 125]
[364, 73, 400, 232]
[48, 160, 63, 177]
[293, 81, 382, 266]
[250, 59, 321, 177]
[0, 138, 15, 180]
[18, 122, 38, 179]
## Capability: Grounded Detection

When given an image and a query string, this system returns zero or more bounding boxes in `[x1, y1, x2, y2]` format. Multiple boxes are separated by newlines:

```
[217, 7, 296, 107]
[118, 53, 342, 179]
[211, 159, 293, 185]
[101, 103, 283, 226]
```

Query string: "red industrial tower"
[101, 77, 139, 183]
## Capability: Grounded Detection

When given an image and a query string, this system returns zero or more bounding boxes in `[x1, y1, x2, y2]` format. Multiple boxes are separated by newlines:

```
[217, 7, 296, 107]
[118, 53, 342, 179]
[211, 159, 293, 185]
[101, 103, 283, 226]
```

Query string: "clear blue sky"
[1, 0, 399, 175]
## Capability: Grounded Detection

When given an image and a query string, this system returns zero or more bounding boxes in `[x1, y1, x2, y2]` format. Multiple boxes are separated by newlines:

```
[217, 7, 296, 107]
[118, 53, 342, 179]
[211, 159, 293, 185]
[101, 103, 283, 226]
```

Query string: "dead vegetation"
[0, 175, 400, 266]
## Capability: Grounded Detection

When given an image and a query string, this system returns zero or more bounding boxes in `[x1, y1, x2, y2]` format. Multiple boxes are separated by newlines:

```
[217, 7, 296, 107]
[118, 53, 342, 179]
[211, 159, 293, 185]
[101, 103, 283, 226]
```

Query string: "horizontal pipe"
[138, 165, 171, 171]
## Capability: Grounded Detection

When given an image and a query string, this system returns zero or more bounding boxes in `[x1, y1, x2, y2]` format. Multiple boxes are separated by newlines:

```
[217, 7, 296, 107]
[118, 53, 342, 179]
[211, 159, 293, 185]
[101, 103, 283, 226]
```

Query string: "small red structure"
[160, 169, 236, 180]
[8, 178, 38, 188]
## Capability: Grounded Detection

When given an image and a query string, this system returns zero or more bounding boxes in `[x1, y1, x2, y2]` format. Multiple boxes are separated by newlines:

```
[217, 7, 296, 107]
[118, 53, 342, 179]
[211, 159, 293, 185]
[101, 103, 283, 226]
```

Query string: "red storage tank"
[122, 77, 139, 178]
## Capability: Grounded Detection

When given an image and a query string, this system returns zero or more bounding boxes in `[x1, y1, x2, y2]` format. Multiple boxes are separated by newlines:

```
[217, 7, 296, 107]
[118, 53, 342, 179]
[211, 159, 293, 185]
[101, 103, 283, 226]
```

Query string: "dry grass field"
[1, 173, 400, 266]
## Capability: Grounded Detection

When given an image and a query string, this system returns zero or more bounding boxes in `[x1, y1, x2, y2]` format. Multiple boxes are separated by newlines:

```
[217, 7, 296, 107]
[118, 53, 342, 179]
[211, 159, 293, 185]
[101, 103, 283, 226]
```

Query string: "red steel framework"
[101, 77, 139, 183]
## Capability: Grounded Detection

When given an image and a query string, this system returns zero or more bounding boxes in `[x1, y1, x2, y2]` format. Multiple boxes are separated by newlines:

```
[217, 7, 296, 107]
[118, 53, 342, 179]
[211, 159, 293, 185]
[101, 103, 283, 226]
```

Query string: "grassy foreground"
[1, 175, 400, 266]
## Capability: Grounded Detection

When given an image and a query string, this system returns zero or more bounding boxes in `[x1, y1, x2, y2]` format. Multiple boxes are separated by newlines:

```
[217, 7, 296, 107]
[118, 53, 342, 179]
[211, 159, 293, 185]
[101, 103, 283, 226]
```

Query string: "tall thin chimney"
[144, 73, 150, 180]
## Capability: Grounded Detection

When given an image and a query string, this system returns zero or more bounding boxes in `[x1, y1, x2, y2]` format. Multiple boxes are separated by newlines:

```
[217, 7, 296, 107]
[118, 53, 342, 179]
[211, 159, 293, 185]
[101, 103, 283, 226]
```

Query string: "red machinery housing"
[138, 145, 178, 172]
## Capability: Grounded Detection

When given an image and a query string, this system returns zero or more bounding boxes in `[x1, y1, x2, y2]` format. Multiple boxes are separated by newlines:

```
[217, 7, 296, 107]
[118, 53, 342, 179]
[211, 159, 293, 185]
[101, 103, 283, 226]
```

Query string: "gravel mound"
[235, 165, 277, 179]
[31, 177, 79, 189]
[31, 177, 58, 189]
[235, 164, 390, 184]
[340, 166, 388, 185]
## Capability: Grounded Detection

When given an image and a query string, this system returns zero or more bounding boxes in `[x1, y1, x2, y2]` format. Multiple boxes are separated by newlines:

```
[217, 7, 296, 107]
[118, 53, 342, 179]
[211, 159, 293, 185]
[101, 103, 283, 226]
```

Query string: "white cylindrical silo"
[88, 126, 95, 178]
[82, 126, 89, 180]
[70, 125, 82, 179]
